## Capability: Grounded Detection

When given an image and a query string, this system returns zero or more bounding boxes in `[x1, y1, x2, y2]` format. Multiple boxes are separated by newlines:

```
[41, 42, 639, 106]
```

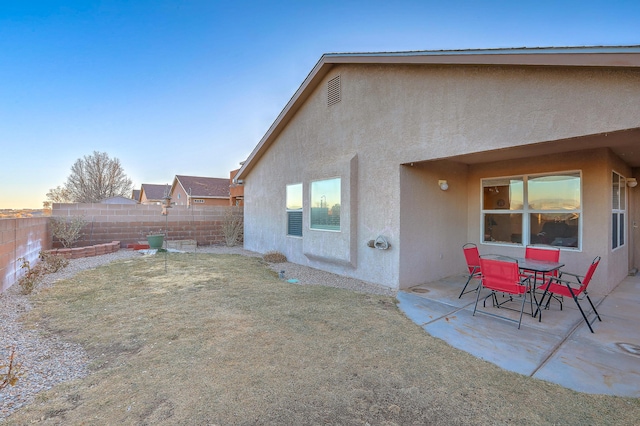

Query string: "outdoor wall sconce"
[627, 178, 638, 188]
[438, 180, 449, 191]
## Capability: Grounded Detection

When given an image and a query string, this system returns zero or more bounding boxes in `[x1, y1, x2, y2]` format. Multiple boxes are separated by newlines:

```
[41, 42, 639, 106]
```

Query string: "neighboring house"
[169, 175, 230, 206]
[139, 184, 169, 205]
[234, 46, 640, 295]
[230, 168, 244, 206]
[132, 189, 141, 202]
[101, 196, 138, 204]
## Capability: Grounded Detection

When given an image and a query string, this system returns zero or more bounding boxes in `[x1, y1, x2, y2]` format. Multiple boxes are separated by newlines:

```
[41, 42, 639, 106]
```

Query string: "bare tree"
[45, 185, 72, 204]
[47, 151, 133, 204]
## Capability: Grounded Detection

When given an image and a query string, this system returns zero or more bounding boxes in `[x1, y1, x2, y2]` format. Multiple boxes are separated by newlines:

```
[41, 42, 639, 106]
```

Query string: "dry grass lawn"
[7, 253, 640, 424]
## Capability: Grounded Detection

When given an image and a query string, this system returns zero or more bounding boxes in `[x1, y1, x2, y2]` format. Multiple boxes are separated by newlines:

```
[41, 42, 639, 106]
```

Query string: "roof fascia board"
[323, 48, 640, 68]
[170, 176, 183, 197]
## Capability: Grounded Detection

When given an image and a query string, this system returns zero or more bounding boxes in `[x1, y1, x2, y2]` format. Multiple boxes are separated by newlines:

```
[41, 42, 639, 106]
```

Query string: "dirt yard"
[4, 253, 640, 424]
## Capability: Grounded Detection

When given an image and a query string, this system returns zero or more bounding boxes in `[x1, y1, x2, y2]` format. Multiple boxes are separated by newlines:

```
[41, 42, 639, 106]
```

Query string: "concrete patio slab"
[534, 317, 640, 396]
[397, 274, 640, 397]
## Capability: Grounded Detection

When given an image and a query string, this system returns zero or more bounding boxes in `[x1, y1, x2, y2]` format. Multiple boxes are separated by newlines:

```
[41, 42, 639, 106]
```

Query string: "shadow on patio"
[397, 273, 640, 397]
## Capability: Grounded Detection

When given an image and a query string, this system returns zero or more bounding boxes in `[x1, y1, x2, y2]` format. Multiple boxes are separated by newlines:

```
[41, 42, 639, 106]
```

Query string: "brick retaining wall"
[52, 203, 243, 248]
[0, 217, 51, 292]
[46, 241, 121, 259]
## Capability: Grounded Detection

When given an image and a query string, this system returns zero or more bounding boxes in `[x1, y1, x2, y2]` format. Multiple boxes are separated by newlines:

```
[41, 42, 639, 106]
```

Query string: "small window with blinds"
[327, 75, 341, 107]
[286, 183, 303, 237]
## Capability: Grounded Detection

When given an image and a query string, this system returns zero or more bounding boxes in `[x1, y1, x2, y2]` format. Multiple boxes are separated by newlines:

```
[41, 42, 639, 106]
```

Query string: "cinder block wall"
[0, 217, 51, 292]
[52, 203, 243, 248]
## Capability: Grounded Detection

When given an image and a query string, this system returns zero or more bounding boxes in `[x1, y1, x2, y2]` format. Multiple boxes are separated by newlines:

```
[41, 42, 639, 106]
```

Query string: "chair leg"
[517, 290, 528, 329]
[568, 288, 601, 333]
[573, 295, 595, 333]
[585, 293, 602, 322]
[472, 284, 484, 317]
[459, 273, 480, 298]
[484, 292, 500, 308]
[534, 289, 549, 319]
[458, 274, 473, 298]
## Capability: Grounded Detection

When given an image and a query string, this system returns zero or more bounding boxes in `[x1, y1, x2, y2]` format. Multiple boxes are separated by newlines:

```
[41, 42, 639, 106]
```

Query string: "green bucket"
[146, 234, 164, 249]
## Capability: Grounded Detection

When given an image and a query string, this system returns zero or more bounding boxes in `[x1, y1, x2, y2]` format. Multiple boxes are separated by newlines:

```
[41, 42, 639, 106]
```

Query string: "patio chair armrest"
[549, 276, 581, 291]
[558, 271, 583, 281]
[518, 273, 533, 284]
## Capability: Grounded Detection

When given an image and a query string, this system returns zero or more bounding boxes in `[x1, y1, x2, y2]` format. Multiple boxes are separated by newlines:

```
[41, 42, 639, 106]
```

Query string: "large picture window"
[286, 183, 303, 237]
[310, 178, 341, 231]
[482, 172, 581, 248]
[612, 171, 626, 250]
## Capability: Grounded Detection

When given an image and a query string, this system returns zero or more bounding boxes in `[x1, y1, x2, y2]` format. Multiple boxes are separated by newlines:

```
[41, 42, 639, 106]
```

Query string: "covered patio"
[398, 127, 640, 294]
[397, 272, 640, 397]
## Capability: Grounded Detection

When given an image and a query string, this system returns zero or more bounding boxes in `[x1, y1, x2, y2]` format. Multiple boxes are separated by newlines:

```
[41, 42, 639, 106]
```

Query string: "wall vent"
[327, 75, 341, 107]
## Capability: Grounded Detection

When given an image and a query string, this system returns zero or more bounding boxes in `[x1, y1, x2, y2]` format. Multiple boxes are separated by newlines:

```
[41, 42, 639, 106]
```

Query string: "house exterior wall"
[243, 63, 640, 290]
[197, 198, 230, 206]
[632, 167, 640, 274]
[398, 160, 470, 288]
[171, 183, 189, 206]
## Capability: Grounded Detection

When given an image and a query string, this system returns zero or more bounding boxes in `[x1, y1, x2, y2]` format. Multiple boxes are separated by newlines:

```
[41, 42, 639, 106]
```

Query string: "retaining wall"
[46, 241, 121, 259]
[52, 203, 243, 248]
[0, 217, 51, 292]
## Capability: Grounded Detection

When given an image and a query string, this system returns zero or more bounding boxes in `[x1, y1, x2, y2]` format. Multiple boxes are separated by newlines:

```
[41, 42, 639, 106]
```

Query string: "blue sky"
[1, 0, 638, 209]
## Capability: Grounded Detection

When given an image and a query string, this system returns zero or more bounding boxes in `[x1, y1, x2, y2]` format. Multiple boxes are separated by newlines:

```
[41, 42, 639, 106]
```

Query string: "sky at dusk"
[1, 0, 638, 209]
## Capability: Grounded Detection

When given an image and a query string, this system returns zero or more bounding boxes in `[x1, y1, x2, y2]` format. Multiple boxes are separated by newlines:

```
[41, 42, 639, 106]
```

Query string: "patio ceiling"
[432, 127, 640, 168]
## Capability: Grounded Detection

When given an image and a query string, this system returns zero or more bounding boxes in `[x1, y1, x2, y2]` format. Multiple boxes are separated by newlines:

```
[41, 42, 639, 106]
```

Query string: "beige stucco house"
[235, 46, 640, 295]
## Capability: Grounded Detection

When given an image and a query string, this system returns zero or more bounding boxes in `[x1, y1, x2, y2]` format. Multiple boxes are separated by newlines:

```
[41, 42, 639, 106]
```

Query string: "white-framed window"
[310, 177, 341, 231]
[612, 171, 626, 250]
[193, 199, 205, 204]
[286, 183, 303, 237]
[482, 171, 581, 249]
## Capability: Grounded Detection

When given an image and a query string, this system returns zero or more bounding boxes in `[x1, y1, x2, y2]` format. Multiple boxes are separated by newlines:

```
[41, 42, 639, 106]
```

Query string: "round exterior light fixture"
[438, 180, 449, 191]
[627, 178, 638, 188]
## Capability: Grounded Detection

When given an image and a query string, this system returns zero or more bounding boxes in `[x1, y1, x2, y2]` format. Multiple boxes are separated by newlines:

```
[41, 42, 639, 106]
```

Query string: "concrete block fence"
[52, 203, 243, 248]
[0, 204, 242, 292]
[0, 217, 51, 292]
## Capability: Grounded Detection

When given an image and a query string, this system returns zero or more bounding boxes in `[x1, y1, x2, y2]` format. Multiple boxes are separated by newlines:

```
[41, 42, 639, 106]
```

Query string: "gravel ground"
[0, 246, 395, 420]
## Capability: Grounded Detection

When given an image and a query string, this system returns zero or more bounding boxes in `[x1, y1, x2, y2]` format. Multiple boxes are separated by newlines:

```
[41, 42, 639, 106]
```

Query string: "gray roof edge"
[235, 45, 640, 181]
[321, 46, 640, 58]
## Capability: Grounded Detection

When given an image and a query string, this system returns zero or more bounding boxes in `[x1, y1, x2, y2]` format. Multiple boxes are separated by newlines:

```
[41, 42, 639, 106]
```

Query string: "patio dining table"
[493, 255, 564, 283]
[515, 257, 565, 279]
[492, 256, 565, 321]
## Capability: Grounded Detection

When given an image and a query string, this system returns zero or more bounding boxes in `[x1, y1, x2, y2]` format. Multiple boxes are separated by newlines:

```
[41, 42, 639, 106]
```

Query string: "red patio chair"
[536, 256, 602, 333]
[524, 245, 560, 285]
[473, 256, 537, 329]
[459, 243, 481, 298]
